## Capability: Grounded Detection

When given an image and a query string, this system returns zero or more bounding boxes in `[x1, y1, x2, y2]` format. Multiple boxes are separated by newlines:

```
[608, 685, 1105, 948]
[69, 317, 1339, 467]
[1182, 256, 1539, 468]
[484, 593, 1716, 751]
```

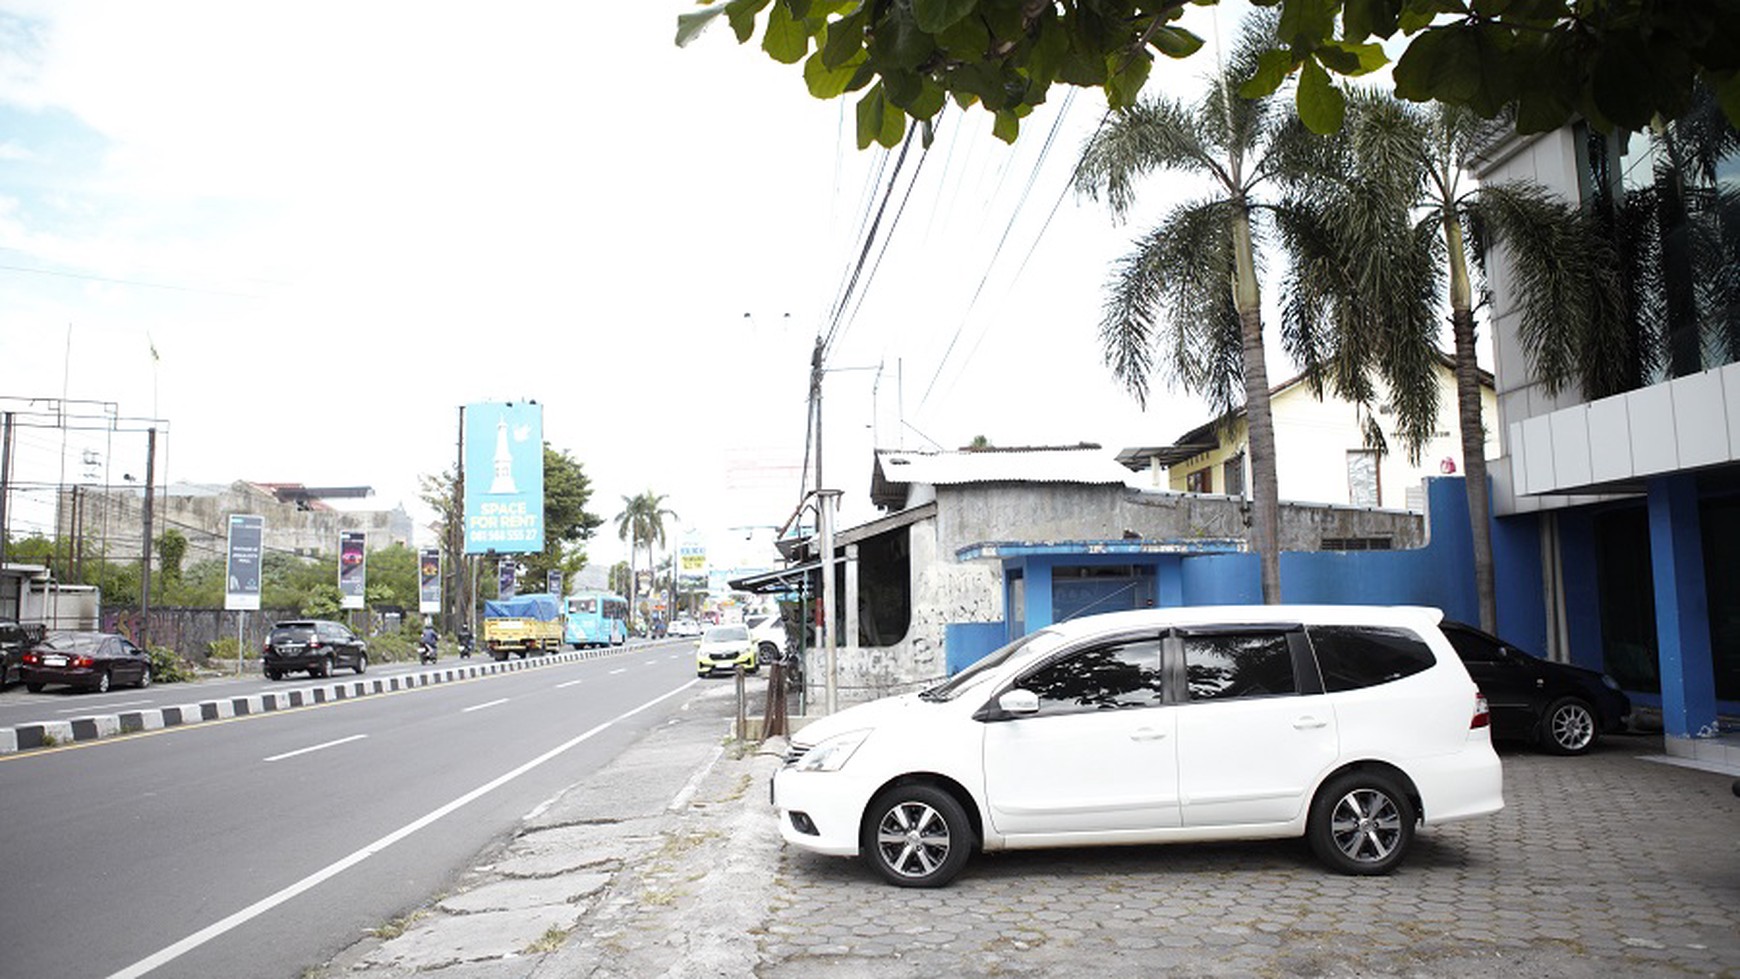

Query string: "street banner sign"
[419, 547, 441, 614]
[679, 542, 707, 585]
[498, 558, 517, 599]
[225, 514, 264, 611]
[463, 401, 544, 555]
[547, 569, 563, 597]
[339, 530, 367, 610]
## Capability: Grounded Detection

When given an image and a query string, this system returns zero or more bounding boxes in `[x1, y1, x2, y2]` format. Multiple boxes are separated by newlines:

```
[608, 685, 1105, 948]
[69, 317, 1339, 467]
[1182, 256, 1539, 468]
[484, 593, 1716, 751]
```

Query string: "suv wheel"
[95, 671, 111, 694]
[861, 784, 974, 888]
[353, 653, 368, 675]
[137, 666, 152, 689]
[266, 668, 282, 681]
[1542, 697, 1597, 755]
[1308, 771, 1415, 875]
[316, 656, 333, 678]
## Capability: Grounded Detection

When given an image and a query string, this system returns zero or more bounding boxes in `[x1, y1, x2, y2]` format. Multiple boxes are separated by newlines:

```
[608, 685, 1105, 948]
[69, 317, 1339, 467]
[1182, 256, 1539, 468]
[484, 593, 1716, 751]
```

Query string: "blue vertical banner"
[225, 514, 264, 611]
[463, 401, 544, 555]
[498, 558, 517, 599]
[419, 547, 442, 614]
[339, 530, 367, 610]
[547, 569, 563, 597]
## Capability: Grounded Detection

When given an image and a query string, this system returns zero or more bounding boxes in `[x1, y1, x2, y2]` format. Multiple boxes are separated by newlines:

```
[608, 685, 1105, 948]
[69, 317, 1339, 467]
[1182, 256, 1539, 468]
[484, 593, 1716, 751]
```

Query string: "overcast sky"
[0, 0, 1269, 573]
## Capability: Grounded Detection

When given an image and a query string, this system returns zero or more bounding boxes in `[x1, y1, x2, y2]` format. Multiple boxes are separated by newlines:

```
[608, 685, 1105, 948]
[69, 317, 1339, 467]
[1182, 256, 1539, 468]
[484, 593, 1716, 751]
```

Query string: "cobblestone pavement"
[320, 683, 1740, 979]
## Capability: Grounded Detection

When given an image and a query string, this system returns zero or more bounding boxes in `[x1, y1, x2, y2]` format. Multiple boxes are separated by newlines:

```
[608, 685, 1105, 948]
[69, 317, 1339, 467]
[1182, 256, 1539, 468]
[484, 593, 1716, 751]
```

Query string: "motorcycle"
[457, 631, 474, 659]
[418, 639, 438, 665]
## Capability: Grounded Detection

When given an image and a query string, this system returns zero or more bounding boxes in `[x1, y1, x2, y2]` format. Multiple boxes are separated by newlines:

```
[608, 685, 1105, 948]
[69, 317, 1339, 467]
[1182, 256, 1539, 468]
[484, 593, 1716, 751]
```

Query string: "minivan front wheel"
[861, 784, 973, 888]
[1308, 771, 1415, 875]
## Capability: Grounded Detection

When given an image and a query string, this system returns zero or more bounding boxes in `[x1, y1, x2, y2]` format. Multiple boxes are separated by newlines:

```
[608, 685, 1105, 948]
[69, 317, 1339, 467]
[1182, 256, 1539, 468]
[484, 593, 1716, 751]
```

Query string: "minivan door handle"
[1129, 727, 1169, 741]
[1292, 716, 1328, 730]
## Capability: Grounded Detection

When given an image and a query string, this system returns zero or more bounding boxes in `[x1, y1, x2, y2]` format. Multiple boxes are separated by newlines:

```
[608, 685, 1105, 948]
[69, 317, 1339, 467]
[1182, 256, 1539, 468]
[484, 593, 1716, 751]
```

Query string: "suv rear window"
[270, 624, 317, 642]
[1308, 626, 1436, 692]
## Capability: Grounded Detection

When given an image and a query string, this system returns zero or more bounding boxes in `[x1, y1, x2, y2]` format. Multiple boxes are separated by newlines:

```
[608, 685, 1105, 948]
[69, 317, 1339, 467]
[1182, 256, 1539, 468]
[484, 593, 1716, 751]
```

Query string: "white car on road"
[772, 605, 1503, 886]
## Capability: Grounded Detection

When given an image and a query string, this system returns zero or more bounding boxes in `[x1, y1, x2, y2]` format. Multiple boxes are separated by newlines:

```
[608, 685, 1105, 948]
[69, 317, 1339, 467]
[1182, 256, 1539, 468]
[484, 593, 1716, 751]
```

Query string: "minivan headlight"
[1602, 674, 1621, 692]
[794, 729, 870, 773]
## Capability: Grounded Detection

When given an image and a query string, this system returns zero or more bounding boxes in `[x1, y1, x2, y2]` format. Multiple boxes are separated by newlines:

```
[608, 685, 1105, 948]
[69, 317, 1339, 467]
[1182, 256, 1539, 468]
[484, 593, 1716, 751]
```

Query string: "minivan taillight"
[1471, 691, 1490, 729]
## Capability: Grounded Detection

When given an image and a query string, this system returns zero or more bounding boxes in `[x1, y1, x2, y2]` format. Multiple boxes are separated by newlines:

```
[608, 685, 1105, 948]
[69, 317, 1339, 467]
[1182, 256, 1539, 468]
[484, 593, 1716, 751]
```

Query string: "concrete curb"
[0, 643, 652, 756]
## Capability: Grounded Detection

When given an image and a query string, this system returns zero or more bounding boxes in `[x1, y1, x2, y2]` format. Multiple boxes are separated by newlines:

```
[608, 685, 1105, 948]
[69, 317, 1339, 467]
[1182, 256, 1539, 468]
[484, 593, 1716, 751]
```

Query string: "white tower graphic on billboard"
[489, 415, 518, 495]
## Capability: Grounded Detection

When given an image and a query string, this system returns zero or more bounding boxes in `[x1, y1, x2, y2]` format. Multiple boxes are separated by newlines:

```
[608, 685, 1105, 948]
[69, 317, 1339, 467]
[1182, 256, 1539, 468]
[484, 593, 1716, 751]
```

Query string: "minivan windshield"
[918, 629, 1058, 701]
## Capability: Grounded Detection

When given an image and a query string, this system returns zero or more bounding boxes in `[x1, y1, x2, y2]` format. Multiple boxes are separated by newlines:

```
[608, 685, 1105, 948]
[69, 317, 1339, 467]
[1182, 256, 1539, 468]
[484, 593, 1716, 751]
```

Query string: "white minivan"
[771, 605, 1504, 886]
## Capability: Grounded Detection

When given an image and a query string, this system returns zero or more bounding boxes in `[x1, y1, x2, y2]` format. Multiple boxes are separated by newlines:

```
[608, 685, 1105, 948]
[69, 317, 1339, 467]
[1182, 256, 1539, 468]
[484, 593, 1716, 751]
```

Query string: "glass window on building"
[1186, 467, 1212, 493]
[1223, 452, 1245, 498]
[1347, 450, 1379, 507]
[1700, 495, 1740, 702]
[1594, 505, 1661, 693]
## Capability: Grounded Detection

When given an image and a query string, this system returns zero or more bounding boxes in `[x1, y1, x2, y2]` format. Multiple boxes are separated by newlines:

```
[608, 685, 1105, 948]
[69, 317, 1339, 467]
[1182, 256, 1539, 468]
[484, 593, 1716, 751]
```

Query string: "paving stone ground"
[319, 682, 1740, 979]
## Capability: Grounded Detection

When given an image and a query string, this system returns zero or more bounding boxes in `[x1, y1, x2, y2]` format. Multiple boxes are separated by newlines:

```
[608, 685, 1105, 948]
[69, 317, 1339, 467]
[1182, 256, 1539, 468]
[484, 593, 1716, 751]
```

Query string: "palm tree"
[1074, 16, 1336, 603]
[614, 491, 678, 631]
[1335, 93, 1627, 632]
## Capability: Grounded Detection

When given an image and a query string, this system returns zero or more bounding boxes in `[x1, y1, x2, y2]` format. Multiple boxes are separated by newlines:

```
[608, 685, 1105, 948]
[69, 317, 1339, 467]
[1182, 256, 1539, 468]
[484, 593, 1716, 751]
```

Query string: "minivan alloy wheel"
[1308, 771, 1415, 875]
[861, 784, 973, 888]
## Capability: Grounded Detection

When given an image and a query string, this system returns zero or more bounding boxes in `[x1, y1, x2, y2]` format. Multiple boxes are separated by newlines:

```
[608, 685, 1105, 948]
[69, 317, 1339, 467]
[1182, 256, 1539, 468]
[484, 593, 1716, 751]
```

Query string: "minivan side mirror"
[998, 689, 1040, 715]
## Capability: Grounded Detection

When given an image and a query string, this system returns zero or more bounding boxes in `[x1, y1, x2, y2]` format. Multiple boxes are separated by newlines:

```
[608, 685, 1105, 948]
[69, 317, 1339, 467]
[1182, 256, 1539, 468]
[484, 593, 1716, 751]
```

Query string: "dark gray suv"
[263, 620, 368, 679]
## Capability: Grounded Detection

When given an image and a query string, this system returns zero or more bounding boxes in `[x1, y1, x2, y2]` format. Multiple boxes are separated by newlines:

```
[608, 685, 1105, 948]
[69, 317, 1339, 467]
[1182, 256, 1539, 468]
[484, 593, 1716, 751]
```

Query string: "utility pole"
[139, 426, 156, 648]
[818, 488, 839, 715]
[451, 405, 466, 635]
[0, 411, 12, 573]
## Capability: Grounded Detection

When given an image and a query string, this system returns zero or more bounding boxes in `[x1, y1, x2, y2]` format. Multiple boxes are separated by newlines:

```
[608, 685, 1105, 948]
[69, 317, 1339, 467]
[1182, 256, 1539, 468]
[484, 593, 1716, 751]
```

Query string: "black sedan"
[1440, 621, 1631, 755]
[19, 631, 153, 693]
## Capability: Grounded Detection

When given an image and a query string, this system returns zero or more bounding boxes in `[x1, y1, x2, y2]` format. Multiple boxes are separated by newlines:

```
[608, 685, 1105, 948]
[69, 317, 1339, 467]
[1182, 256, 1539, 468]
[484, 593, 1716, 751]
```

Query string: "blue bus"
[565, 592, 628, 648]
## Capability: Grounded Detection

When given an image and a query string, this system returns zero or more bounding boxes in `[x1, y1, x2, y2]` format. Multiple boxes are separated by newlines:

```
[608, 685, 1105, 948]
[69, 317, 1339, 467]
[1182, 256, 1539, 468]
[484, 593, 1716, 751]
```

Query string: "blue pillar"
[1158, 556, 1183, 609]
[1026, 561, 1055, 632]
[1646, 474, 1720, 739]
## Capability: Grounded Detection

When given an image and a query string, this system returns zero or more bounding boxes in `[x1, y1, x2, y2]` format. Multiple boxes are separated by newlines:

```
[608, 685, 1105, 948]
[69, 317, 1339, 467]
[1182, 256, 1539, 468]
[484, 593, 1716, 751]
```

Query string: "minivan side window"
[1309, 626, 1436, 692]
[1181, 631, 1297, 700]
[1019, 639, 1165, 716]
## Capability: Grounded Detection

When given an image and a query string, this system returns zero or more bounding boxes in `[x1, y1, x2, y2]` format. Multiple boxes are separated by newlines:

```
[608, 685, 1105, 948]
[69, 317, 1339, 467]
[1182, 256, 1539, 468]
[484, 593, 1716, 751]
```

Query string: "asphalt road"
[0, 640, 705, 979]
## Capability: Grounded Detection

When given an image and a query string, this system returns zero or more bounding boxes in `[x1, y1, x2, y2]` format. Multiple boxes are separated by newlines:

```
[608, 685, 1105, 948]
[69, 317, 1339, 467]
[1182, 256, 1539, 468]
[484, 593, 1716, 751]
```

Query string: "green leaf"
[883, 68, 923, 107]
[1025, 14, 1067, 90]
[908, 78, 947, 119]
[869, 2, 936, 71]
[1239, 47, 1295, 98]
[913, 0, 977, 34]
[1344, 0, 1400, 40]
[821, 9, 867, 69]
[1316, 40, 1387, 75]
[726, 0, 772, 43]
[1296, 56, 1345, 133]
[1394, 24, 1513, 115]
[992, 108, 1020, 143]
[1277, 0, 1337, 48]
[1590, 36, 1665, 130]
[1397, 0, 1463, 34]
[1149, 25, 1204, 58]
[805, 47, 866, 98]
[855, 85, 885, 150]
[1106, 47, 1153, 108]
[675, 6, 727, 48]
[937, 12, 991, 59]
[1716, 70, 1740, 130]
[762, 2, 811, 64]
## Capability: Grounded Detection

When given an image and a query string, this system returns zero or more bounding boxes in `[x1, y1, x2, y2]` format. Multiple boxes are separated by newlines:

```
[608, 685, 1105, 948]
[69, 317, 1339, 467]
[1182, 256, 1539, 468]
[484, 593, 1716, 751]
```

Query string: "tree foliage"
[678, 0, 1740, 147]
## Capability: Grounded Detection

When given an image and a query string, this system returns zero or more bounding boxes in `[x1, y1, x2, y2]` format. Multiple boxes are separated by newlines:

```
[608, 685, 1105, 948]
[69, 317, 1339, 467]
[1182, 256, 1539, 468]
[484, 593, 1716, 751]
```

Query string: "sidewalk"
[318, 685, 1740, 979]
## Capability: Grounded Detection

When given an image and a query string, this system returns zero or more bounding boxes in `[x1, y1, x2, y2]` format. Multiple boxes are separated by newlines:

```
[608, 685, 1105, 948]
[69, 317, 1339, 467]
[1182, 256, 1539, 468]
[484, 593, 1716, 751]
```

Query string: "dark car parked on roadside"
[262, 619, 369, 680]
[1, 619, 34, 689]
[19, 631, 152, 693]
[1440, 620, 1631, 755]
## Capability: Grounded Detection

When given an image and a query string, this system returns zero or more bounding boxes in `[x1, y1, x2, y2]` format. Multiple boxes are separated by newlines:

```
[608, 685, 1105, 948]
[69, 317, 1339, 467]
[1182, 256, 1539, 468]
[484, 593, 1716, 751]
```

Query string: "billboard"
[339, 530, 367, 610]
[463, 401, 544, 555]
[546, 569, 563, 597]
[225, 514, 264, 611]
[679, 542, 707, 586]
[419, 547, 441, 614]
[498, 558, 517, 599]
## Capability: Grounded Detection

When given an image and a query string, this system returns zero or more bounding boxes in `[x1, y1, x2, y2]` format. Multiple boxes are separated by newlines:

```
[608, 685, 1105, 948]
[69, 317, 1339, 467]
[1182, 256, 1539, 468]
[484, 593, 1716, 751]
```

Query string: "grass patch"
[524, 925, 571, 954]
[369, 909, 426, 941]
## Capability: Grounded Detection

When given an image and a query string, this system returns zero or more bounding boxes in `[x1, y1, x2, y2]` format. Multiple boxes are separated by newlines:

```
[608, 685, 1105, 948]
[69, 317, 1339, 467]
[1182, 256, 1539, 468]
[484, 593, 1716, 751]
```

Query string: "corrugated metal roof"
[872, 445, 1132, 508]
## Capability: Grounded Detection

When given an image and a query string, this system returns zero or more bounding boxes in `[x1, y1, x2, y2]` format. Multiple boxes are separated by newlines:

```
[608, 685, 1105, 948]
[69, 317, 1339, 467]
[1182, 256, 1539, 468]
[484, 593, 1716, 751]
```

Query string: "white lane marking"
[58, 699, 153, 714]
[462, 698, 510, 714]
[264, 734, 368, 762]
[609, 668, 627, 675]
[107, 679, 700, 979]
[555, 679, 583, 689]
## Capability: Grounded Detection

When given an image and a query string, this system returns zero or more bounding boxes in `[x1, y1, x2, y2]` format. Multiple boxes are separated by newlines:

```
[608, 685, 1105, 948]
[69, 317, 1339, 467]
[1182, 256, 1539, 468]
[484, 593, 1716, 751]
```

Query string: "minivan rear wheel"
[861, 783, 974, 888]
[1308, 771, 1415, 875]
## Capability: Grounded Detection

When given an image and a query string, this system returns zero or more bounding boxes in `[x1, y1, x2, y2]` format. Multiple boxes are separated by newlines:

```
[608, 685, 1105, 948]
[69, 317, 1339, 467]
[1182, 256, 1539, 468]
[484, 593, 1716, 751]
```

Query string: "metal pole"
[237, 609, 245, 677]
[1, 411, 13, 572]
[818, 488, 839, 715]
[845, 542, 859, 694]
[139, 426, 156, 648]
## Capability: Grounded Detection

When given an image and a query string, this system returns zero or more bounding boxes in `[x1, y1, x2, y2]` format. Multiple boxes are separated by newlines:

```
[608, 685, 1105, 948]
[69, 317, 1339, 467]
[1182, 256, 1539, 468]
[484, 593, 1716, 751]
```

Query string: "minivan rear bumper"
[1412, 740, 1505, 825]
